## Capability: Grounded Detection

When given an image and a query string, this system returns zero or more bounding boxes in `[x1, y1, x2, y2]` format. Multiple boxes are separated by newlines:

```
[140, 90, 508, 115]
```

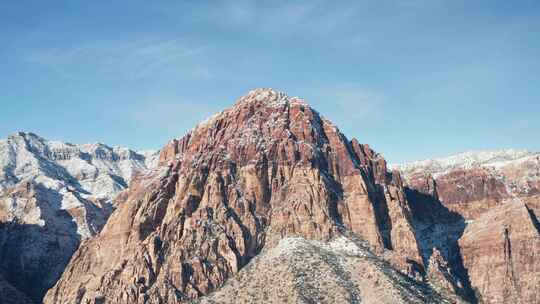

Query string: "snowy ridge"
[391, 149, 538, 176]
[0, 131, 160, 237]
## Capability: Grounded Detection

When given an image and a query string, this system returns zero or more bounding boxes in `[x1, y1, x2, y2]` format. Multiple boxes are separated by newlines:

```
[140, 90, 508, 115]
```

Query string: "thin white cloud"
[25, 39, 208, 81]
[129, 98, 221, 134]
[309, 84, 386, 121]
[205, 0, 359, 36]
[192, 66, 213, 80]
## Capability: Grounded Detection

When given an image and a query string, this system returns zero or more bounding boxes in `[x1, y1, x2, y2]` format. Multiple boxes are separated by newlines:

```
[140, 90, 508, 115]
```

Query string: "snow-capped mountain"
[0, 132, 159, 302]
[0, 132, 159, 202]
[393, 149, 540, 199]
[391, 149, 538, 177]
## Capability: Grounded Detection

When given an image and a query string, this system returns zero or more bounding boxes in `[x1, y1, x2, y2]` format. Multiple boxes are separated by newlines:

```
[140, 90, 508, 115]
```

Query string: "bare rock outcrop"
[459, 201, 540, 304]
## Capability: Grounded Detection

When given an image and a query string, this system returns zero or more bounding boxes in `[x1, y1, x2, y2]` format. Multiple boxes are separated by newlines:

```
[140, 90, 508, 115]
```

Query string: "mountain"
[394, 150, 540, 303]
[0, 132, 159, 302]
[4, 91, 537, 304]
[44, 89, 461, 304]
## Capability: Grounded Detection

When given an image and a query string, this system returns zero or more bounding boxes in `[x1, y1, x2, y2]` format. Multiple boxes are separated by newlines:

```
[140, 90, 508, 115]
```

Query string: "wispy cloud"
[25, 38, 209, 81]
[129, 98, 221, 135]
[197, 0, 360, 36]
[191, 66, 213, 80]
[308, 83, 386, 121]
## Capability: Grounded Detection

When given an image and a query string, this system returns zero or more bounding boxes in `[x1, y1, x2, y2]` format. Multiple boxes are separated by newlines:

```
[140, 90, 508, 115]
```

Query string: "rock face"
[395, 150, 540, 304]
[459, 201, 539, 304]
[0, 132, 158, 302]
[45, 89, 427, 304]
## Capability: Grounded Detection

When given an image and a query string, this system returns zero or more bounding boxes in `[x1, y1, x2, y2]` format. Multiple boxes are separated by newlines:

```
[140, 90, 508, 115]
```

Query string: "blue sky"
[1, 0, 539, 163]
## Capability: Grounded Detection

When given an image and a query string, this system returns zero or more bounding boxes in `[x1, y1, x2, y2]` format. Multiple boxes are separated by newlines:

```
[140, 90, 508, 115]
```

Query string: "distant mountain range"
[393, 149, 537, 176]
[0, 132, 158, 302]
[1, 90, 538, 304]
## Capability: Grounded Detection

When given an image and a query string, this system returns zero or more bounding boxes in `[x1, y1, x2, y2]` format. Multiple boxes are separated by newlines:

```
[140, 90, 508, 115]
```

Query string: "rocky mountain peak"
[0, 95, 537, 304]
[45, 90, 427, 304]
[159, 88, 334, 169]
[4, 93, 537, 304]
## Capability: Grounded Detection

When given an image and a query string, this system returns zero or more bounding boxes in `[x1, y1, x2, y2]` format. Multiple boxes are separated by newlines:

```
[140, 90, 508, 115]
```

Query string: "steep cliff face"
[396, 150, 540, 304]
[45, 89, 426, 304]
[459, 201, 540, 304]
[0, 132, 158, 302]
